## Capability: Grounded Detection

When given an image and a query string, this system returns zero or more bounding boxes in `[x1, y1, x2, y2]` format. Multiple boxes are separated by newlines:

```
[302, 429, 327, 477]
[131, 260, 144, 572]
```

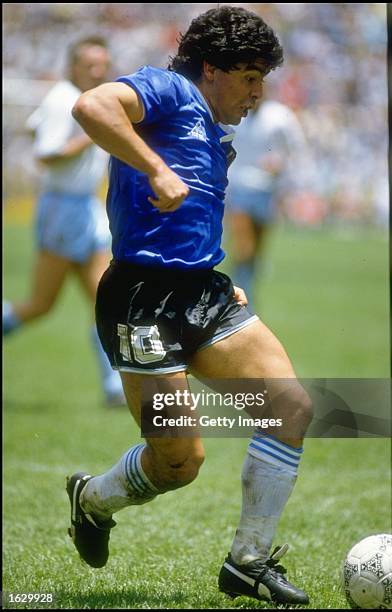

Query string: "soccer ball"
[342, 534, 392, 609]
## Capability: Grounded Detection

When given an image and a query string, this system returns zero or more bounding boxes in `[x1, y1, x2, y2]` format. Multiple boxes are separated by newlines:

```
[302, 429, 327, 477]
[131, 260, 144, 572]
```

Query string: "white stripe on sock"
[125, 446, 146, 494]
[248, 445, 300, 475]
[250, 439, 301, 466]
[135, 444, 159, 493]
[252, 433, 303, 457]
[125, 444, 158, 496]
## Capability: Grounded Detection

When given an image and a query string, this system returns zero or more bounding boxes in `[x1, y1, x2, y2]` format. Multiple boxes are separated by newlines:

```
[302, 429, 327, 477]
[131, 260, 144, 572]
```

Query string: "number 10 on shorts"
[117, 324, 166, 364]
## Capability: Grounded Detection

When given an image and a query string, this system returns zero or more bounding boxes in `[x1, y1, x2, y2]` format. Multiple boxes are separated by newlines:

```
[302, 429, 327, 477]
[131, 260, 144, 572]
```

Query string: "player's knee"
[167, 447, 205, 487]
[271, 384, 313, 438]
[289, 385, 313, 434]
[156, 446, 205, 490]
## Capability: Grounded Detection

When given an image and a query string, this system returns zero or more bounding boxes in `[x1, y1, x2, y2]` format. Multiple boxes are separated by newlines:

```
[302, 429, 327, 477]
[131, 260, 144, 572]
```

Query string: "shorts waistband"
[110, 259, 214, 278]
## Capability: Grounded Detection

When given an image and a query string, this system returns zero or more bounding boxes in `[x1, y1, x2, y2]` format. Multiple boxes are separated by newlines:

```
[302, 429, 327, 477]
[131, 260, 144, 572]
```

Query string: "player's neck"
[195, 82, 219, 123]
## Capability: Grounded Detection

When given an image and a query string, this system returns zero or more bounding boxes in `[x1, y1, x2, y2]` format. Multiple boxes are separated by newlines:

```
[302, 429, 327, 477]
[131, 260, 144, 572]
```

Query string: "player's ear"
[202, 60, 216, 82]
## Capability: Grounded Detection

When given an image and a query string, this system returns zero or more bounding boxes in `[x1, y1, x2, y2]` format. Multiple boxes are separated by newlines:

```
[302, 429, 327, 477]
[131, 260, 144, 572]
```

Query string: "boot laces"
[265, 544, 289, 576]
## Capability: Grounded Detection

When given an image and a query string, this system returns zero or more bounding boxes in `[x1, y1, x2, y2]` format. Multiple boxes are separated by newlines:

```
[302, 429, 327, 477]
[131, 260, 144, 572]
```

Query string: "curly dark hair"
[168, 6, 283, 81]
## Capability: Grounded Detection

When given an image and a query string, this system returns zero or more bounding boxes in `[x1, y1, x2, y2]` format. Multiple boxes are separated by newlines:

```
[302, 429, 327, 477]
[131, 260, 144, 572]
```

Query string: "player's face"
[204, 62, 266, 125]
[71, 45, 111, 92]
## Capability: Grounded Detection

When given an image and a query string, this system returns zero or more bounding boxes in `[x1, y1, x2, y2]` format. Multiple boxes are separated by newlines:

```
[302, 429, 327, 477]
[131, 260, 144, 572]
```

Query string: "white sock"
[231, 432, 303, 565]
[80, 443, 158, 522]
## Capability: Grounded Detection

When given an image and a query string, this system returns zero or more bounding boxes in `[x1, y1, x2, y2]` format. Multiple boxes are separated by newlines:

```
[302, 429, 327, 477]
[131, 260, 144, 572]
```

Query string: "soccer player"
[3, 36, 124, 406]
[67, 7, 312, 606]
[226, 93, 310, 311]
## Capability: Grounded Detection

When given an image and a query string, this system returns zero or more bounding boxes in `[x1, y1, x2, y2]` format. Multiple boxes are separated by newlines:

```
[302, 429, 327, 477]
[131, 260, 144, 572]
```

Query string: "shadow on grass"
[50, 587, 193, 609]
[3, 397, 57, 413]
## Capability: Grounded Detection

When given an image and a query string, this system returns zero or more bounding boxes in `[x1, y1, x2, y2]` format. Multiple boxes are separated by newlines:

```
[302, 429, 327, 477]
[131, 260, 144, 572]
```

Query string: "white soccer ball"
[342, 534, 392, 609]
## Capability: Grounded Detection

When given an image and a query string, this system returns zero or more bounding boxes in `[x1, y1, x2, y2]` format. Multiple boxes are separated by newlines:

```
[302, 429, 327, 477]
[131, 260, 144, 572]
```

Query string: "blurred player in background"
[2, 36, 124, 406]
[226, 92, 310, 311]
[66, 7, 312, 606]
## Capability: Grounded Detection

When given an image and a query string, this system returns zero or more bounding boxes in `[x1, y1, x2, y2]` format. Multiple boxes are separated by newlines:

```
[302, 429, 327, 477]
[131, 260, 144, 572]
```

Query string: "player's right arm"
[72, 82, 189, 212]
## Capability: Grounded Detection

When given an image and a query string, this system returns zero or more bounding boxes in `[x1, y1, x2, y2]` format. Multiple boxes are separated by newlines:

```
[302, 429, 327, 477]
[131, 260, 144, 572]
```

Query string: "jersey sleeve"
[116, 66, 185, 124]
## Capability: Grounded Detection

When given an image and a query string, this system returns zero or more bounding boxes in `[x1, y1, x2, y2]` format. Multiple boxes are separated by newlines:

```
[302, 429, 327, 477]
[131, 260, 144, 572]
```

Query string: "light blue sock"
[3, 301, 22, 336]
[234, 260, 256, 312]
[231, 432, 303, 564]
[90, 325, 123, 398]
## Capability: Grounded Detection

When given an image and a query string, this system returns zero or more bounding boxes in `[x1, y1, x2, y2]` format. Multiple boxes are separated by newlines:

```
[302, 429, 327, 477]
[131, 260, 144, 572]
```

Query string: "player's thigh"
[73, 250, 111, 303]
[190, 318, 295, 381]
[120, 370, 205, 466]
[189, 317, 299, 407]
[189, 318, 312, 438]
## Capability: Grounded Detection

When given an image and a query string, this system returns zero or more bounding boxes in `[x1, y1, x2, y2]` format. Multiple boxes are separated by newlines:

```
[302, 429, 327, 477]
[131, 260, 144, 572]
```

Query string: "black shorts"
[96, 260, 258, 375]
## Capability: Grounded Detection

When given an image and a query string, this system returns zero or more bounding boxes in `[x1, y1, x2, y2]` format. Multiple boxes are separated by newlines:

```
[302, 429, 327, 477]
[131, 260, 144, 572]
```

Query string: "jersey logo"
[188, 119, 207, 142]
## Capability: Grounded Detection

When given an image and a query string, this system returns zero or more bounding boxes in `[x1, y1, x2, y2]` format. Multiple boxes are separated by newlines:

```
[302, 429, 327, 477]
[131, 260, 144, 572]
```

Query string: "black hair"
[68, 35, 108, 66]
[168, 6, 283, 81]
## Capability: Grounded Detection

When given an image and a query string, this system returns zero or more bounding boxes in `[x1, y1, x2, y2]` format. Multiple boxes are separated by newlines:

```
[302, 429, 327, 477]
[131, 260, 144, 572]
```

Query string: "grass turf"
[3, 222, 391, 609]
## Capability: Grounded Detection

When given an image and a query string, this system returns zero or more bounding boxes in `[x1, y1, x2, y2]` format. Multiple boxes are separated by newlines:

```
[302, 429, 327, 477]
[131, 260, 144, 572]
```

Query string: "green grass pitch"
[3, 222, 391, 609]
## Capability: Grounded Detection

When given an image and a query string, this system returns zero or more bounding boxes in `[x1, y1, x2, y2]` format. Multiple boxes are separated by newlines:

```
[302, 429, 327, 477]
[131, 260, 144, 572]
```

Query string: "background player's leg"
[3, 250, 71, 334]
[73, 251, 124, 404]
[79, 371, 205, 521]
[228, 211, 259, 311]
[189, 319, 312, 565]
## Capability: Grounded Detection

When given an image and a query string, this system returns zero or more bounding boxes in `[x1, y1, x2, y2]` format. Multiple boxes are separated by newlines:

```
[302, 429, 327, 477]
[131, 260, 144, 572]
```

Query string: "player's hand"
[148, 166, 189, 212]
[233, 286, 248, 306]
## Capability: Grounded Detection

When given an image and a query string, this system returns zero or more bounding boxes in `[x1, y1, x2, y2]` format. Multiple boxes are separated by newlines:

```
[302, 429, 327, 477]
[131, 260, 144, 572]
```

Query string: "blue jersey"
[107, 66, 235, 269]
